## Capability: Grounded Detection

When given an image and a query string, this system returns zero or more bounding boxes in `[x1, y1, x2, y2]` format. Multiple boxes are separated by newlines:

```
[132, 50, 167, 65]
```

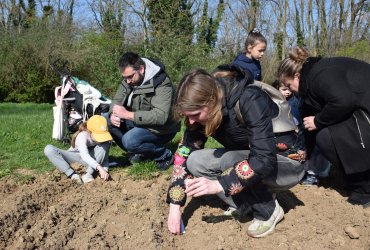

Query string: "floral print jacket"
[166, 126, 207, 206]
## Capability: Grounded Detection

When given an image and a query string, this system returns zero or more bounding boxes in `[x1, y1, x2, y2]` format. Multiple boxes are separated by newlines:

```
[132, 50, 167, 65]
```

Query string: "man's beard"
[136, 72, 145, 85]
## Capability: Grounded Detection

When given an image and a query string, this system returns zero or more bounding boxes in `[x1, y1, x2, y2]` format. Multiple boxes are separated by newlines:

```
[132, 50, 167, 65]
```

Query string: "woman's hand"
[168, 204, 182, 235]
[97, 165, 110, 181]
[303, 116, 317, 131]
[185, 177, 223, 197]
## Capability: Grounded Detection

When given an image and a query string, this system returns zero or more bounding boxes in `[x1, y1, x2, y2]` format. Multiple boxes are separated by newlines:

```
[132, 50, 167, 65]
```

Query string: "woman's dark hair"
[244, 28, 267, 52]
[174, 69, 223, 136]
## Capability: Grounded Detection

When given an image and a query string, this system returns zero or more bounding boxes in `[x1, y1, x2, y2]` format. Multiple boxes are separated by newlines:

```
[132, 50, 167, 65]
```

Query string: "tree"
[122, 0, 150, 51]
[270, 0, 287, 60]
[23, 0, 37, 28]
[147, 0, 194, 44]
[197, 0, 225, 52]
[317, 0, 328, 55]
[294, 0, 305, 47]
[345, 0, 368, 44]
[88, 0, 125, 37]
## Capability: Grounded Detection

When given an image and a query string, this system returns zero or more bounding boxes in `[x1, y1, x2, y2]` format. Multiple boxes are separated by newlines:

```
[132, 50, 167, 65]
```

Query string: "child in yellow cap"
[44, 115, 113, 184]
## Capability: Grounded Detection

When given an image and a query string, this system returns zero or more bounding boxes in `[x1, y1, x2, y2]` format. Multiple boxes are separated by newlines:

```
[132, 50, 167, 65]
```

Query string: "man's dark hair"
[118, 52, 145, 71]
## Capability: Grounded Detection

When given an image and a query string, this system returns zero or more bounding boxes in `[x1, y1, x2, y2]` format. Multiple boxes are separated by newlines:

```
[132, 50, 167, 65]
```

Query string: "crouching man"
[106, 52, 180, 170]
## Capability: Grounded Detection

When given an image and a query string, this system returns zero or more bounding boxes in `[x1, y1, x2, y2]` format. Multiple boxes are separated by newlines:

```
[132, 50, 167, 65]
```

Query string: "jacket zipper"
[353, 113, 365, 148]
[361, 110, 370, 124]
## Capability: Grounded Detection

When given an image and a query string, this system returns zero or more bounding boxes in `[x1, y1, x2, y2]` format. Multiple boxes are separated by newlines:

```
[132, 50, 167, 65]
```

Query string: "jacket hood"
[124, 58, 169, 108]
[214, 64, 253, 107]
[141, 58, 168, 88]
[213, 64, 254, 110]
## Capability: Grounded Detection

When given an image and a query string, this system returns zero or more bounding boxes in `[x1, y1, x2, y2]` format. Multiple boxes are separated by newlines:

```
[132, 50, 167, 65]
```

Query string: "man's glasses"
[122, 71, 137, 81]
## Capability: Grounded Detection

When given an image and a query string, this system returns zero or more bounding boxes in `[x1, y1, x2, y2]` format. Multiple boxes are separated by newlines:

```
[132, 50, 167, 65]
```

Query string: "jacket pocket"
[138, 95, 152, 111]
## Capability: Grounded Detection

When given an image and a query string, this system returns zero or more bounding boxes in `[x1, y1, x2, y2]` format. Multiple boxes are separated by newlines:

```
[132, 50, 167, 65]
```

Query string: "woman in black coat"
[277, 47, 370, 208]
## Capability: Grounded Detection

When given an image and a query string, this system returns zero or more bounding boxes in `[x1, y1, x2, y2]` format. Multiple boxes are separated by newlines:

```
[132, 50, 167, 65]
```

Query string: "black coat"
[299, 57, 370, 174]
[182, 65, 279, 178]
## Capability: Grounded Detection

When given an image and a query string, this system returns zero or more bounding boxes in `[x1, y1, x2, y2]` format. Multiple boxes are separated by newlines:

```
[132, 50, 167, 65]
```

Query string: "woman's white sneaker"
[247, 200, 284, 238]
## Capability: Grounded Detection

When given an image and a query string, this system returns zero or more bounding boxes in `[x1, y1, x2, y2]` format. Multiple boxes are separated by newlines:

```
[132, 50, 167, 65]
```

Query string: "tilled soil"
[0, 168, 369, 250]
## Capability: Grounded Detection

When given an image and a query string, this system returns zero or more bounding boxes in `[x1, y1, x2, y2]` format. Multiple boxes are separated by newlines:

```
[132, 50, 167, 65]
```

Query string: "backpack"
[234, 80, 298, 133]
[53, 76, 111, 135]
[51, 60, 112, 141]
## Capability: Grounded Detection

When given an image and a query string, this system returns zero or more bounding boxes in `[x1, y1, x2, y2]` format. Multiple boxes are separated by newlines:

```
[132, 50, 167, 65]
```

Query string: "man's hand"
[303, 116, 317, 131]
[112, 104, 134, 121]
[185, 177, 223, 197]
[168, 204, 182, 235]
[110, 113, 121, 127]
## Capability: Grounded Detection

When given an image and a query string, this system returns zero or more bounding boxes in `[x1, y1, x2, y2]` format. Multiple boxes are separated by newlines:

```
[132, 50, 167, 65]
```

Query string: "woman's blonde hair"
[277, 47, 310, 80]
[71, 122, 88, 147]
[174, 69, 223, 136]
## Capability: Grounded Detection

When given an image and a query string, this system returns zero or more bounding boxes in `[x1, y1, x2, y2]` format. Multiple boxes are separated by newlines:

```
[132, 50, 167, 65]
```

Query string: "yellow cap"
[87, 115, 113, 143]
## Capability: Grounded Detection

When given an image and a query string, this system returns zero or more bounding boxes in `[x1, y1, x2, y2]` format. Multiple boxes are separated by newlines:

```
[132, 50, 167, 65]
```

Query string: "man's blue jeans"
[102, 113, 176, 161]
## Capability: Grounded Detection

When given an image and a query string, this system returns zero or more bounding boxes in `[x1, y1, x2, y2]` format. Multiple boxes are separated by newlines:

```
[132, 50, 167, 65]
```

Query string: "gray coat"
[110, 58, 180, 135]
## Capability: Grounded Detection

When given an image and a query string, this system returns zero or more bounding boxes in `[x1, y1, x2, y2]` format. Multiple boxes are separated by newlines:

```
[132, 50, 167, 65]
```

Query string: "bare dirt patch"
[0, 169, 369, 250]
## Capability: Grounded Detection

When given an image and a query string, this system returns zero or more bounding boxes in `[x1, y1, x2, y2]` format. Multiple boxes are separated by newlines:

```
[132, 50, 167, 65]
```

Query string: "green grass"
[127, 161, 163, 180]
[0, 103, 59, 177]
[0, 103, 221, 181]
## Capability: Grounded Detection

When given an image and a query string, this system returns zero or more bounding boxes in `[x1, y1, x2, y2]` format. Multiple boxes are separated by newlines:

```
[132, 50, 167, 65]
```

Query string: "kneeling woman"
[277, 47, 370, 207]
[44, 115, 112, 184]
[167, 65, 301, 238]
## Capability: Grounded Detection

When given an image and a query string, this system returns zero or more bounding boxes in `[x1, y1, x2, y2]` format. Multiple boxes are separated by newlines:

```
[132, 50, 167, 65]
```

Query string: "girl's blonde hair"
[71, 122, 88, 147]
[174, 69, 223, 136]
[277, 47, 310, 80]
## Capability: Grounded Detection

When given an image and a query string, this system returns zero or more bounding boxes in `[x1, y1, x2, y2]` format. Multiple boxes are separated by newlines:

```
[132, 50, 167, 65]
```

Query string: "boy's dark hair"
[272, 79, 283, 90]
[244, 28, 267, 51]
[118, 52, 145, 71]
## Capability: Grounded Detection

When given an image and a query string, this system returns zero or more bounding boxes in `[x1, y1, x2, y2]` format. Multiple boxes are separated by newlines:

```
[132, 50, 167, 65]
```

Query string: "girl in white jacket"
[44, 115, 113, 184]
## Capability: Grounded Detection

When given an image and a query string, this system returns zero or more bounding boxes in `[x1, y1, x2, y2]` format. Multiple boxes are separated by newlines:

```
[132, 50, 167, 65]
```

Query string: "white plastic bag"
[52, 105, 65, 140]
